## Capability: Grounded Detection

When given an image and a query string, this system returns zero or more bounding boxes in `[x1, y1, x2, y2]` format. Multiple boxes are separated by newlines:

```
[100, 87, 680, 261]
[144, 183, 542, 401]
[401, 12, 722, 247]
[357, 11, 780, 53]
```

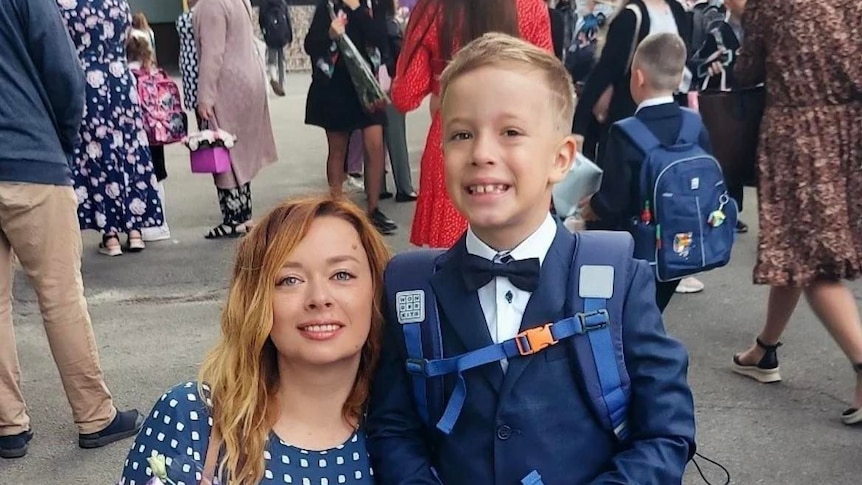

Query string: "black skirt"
[305, 63, 386, 132]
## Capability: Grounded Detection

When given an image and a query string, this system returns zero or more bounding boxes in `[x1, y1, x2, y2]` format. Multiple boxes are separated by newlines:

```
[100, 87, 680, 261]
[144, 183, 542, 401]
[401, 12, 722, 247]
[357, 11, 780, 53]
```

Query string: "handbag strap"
[624, 4, 643, 74]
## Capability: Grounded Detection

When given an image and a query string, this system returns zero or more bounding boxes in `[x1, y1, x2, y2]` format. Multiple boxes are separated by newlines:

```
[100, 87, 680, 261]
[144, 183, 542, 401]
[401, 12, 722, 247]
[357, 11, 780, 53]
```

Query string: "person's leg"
[277, 48, 286, 90]
[0, 213, 29, 439]
[362, 125, 397, 234]
[383, 104, 416, 198]
[362, 125, 386, 213]
[803, 280, 862, 409]
[733, 286, 802, 382]
[267, 47, 285, 96]
[326, 131, 350, 198]
[0, 184, 116, 434]
[655, 279, 681, 313]
[238, 182, 252, 228]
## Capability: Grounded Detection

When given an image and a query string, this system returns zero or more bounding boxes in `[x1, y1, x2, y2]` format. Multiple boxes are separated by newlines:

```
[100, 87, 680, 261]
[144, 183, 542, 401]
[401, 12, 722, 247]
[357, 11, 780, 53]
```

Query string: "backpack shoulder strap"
[616, 116, 662, 154]
[383, 249, 446, 427]
[568, 230, 634, 441]
[676, 108, 704, 145]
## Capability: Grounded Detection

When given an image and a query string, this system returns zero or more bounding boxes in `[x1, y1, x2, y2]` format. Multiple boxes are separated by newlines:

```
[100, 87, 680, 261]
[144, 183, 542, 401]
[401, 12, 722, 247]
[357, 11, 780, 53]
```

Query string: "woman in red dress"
[393, 0, 553, 248]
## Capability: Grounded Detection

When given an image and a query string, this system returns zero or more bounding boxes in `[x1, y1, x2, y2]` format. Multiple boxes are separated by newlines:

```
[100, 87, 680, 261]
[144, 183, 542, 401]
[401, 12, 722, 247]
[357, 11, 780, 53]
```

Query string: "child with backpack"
[126, 35, 188, 241]
[259, 0, 293, 97]
[581, 32, 737, 312]
[366, 32, 695, 485]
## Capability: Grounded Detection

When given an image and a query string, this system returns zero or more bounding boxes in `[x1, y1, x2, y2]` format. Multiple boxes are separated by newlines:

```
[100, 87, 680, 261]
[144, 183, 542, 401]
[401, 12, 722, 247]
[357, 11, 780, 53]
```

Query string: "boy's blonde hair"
[439, 33, 576, 134]
[632, 33, 686, 92]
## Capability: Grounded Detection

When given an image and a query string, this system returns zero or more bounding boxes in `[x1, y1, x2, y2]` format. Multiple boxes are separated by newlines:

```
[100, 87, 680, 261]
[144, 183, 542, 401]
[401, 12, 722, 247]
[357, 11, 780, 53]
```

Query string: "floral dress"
[58, 0, 163, 235]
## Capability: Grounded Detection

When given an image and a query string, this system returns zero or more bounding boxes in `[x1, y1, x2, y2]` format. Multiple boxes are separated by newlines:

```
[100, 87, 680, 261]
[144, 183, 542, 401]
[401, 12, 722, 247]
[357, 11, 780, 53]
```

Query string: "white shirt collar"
[635, 96, 676, 114]
[465, 214, 557, 266]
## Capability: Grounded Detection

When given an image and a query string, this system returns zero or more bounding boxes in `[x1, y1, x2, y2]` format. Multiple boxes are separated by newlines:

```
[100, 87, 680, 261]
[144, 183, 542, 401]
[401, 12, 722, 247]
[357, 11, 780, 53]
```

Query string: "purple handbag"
[188, 118, 233, 174]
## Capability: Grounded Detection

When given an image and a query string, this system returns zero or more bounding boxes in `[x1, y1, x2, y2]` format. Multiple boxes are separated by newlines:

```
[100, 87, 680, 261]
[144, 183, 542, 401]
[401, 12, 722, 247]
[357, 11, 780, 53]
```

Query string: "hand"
[593, 85, 613, 124]
[579, 196, 599, 222]
[342, 0, 361, 10]
[704, 48, 728, 77]
[329, 18, 346, 39]
[707, 60, 724, 77]
[197, 103, 214, 122]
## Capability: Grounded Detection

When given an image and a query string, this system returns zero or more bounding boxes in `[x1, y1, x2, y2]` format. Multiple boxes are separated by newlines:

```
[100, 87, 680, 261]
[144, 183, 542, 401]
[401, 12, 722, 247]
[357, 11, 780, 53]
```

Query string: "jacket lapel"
[430, 239, 504, 391]
[499, 224, 575, 399]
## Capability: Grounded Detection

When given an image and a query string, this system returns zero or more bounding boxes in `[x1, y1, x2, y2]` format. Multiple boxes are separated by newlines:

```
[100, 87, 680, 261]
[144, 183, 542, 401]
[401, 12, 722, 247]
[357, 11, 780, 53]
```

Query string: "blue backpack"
[617, 109, 738, 282]
[384, 231, 636, 484]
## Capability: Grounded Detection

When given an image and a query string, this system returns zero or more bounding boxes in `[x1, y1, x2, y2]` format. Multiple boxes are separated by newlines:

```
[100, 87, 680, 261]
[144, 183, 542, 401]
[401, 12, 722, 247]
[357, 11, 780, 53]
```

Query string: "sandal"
[732, 337, 782, 383]
[840, 363, 862, 426]
[126, 232, 145, 253]
[204, 223, 246, 240]
[98, 235, 122, 257]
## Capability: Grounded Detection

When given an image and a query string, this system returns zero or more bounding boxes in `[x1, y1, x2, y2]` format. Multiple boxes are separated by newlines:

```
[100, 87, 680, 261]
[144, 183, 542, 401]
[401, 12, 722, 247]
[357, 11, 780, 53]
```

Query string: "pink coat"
[194, 0, 277, 188]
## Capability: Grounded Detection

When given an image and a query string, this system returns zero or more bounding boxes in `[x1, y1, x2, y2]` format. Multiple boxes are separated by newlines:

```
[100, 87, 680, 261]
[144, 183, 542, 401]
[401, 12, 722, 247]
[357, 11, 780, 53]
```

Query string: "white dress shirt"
[465, 214, 558, 371]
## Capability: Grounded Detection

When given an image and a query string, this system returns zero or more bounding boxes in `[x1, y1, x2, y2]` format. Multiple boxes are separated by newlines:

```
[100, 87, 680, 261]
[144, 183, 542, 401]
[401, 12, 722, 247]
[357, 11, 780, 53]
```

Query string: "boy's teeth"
[471, 184, 507, 194]
[304, 324, 339, 333]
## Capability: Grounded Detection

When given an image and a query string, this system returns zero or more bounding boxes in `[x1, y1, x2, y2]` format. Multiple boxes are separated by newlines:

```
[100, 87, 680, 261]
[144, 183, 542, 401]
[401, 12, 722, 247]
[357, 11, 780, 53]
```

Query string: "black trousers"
[656, 279, 681, 313]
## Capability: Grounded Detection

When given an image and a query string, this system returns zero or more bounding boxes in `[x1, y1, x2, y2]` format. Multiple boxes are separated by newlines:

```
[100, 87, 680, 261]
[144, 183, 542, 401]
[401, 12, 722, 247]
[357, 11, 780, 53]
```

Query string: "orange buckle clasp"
[515, 323, 558, 356]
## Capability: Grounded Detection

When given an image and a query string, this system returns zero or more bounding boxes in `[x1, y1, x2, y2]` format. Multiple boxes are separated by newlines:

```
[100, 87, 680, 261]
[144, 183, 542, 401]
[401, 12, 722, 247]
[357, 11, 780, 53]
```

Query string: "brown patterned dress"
[735, 0, 862, 287]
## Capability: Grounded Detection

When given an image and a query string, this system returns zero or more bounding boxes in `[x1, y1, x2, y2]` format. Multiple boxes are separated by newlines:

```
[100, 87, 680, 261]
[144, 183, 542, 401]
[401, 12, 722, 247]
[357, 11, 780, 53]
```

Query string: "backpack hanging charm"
[707, 194, 730, 228]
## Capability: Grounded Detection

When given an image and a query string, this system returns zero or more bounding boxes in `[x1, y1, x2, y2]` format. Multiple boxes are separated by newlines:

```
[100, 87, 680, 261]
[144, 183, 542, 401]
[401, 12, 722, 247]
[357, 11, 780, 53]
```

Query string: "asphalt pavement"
[1, 74, 859, 485]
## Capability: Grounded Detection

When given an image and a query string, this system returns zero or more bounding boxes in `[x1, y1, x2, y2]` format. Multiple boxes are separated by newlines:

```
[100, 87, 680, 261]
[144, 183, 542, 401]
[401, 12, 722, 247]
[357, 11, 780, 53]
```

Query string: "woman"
[375, 0, 418, 203]
[57, 0, 164, 256]
[194, 0, 278, 239]
[118, 196, 391, 484]
[304, 0, 397, 236]
[729, 0, 862, 426]
[396, 0, 553, 248]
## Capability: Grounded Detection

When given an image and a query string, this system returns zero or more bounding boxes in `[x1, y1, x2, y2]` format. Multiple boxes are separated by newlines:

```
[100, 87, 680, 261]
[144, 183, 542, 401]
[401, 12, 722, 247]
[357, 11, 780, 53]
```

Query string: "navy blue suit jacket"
[366, 224, 696, 485]
[590, 102, 713, 231]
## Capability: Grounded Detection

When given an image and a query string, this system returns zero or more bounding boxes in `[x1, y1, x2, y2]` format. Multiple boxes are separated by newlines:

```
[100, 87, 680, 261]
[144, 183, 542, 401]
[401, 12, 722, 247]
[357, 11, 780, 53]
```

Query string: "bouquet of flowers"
[143, 453, 220, 485]
[327, 1, 390, 114]
[181, 129, 237, 152]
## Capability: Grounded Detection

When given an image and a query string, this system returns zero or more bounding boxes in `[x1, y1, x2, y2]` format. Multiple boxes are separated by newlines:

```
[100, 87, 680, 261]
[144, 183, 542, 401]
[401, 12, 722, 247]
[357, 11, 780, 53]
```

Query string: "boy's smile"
[441, 64, 575, 249]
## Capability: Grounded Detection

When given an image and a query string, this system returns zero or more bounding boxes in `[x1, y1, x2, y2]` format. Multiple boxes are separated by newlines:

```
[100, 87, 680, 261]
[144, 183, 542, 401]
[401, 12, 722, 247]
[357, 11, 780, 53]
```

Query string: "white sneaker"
[141, 225, 171, 242]
[675, 276, 705, 294]
[344, 174, 365, 193]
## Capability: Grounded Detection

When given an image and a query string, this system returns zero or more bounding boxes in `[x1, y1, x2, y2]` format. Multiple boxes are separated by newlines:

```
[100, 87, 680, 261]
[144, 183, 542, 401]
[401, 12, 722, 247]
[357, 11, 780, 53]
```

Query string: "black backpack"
[260, 0, 293, 48]
[689, 1, 725, 55]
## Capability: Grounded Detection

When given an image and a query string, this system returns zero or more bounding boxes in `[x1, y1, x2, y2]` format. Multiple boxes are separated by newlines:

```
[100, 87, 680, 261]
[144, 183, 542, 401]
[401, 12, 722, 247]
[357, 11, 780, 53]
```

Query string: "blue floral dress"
[58, 0, 163, 234]
[119, 382, 376, 485]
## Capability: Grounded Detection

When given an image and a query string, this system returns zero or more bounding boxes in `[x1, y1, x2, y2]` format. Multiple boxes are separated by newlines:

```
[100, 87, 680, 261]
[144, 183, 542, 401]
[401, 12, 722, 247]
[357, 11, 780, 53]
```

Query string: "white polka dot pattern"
[117, 381, 374, 485]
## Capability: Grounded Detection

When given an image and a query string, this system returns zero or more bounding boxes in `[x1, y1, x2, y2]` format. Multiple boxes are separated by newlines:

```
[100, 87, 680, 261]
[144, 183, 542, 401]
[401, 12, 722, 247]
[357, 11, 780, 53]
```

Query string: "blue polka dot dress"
[119, 382, 375, 485]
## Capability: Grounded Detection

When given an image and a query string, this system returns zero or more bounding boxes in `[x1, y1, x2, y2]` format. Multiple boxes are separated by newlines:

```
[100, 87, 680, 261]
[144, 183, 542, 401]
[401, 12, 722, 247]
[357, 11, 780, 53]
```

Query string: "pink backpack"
[132, 68, 188, 146]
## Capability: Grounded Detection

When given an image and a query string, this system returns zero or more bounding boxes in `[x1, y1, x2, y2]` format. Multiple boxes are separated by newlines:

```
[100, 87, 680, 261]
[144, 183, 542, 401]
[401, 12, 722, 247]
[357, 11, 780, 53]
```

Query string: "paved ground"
[1, 74, 860, 484]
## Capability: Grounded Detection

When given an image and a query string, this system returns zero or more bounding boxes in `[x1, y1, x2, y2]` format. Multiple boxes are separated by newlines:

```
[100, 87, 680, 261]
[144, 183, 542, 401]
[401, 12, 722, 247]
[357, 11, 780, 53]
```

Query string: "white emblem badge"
[396, 290, 425, 324]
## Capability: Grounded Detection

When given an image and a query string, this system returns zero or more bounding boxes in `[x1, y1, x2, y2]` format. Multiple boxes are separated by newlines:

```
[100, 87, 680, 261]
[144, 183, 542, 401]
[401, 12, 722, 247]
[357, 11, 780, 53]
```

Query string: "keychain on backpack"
[708, 194, 730, 228]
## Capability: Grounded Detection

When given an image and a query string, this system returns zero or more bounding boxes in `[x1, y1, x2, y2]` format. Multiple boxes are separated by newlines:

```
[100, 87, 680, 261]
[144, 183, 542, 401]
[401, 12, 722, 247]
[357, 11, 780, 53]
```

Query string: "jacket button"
[496, 425, 512, 440]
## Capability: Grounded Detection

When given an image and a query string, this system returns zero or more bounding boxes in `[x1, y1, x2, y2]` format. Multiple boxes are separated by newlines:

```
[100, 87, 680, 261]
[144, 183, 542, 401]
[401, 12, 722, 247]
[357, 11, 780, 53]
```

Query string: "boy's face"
[441, 65, 576, 244]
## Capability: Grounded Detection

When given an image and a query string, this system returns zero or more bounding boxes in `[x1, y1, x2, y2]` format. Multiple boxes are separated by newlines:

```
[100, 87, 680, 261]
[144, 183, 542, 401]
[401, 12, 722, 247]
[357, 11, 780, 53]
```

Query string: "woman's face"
[270, 216, 374, 368]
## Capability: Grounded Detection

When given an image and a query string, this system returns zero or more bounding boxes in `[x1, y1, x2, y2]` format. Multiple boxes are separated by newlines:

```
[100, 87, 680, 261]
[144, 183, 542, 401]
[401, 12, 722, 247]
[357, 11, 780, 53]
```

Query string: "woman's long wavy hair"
[401, 0, 520, 71]
[198, 196, 392, 485]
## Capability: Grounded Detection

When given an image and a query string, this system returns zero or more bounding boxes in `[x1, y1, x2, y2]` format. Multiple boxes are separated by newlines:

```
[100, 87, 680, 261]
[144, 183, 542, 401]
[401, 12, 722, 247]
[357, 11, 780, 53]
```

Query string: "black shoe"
[731, 338, 782, 383]
[370, 209, 397, 235]
[0, 430, 33, 459]
[380, 191, 394, 200]
[79, 409, 143, 449]
[736, 220, 749, 234]
[395, 192, 418, 203]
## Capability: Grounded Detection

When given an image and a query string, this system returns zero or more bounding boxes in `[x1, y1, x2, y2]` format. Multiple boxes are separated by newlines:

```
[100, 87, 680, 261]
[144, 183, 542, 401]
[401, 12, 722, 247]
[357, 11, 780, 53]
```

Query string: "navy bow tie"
[463, 254, 541, 292]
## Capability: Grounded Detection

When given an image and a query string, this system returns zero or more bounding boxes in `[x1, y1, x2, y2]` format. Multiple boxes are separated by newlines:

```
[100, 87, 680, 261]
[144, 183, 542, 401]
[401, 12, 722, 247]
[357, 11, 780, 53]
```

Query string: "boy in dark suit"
[581, 33, 713, 312]
[367, 33, 695, 485]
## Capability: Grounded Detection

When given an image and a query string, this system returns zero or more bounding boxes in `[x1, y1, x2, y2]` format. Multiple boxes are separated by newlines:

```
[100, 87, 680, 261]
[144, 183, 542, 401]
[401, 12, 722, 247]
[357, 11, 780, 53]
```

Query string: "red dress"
[392, 0, 553, 248]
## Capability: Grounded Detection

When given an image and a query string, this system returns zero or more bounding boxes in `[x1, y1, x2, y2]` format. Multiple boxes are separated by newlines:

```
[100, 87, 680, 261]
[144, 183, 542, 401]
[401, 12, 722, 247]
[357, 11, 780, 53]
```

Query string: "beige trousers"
[0, 182, 115, 436]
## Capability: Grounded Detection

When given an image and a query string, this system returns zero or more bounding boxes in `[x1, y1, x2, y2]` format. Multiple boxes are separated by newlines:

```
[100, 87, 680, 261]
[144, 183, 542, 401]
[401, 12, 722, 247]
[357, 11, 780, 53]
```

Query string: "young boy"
[367, 33, 695, 484]
[581, 33, 714, 312]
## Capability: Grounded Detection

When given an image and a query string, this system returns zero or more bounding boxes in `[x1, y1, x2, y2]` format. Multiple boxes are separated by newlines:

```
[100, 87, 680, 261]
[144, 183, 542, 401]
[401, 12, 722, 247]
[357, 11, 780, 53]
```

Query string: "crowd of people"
[1, 0, 861, 484]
